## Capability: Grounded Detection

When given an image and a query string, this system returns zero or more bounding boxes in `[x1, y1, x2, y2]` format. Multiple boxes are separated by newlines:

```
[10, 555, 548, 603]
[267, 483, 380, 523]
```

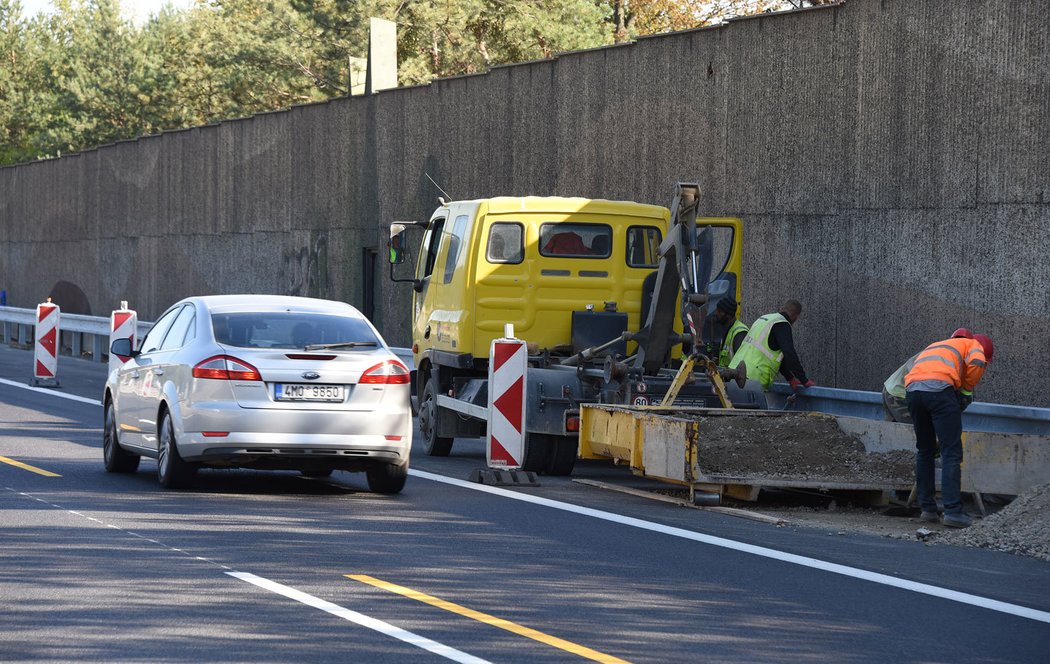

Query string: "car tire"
[366, 462, 407, 494]
[419, 377, 454, 457]
[544, 435, 577, 476]
[103, 401, 140, 473]
[302, 469, 333, 478]
[157, 411, 197, 489]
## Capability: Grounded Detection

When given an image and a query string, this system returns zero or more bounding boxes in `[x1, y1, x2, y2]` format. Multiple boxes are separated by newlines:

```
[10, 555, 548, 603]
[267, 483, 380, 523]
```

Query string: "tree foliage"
[0, 0, 795, 165]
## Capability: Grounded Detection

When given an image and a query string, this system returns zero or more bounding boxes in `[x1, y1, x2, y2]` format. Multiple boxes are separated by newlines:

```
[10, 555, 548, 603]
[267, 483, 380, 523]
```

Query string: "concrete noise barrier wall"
[0, 0, 1048, 406]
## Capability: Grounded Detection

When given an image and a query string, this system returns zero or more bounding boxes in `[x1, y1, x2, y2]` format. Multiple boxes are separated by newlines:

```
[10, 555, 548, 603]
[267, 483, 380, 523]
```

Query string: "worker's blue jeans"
[906, 388, 964, 515]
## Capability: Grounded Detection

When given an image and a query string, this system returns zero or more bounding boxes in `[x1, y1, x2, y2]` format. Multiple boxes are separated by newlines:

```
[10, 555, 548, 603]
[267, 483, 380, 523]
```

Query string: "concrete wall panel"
[976, 2, 1050, 204]
[724, 8, 846, 215]
[848, 0, 979, 210]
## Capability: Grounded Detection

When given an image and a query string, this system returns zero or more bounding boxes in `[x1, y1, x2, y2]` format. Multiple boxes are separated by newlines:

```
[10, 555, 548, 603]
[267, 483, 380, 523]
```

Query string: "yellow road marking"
[0, 455, 60, 477]
[346, 574, 631, 664]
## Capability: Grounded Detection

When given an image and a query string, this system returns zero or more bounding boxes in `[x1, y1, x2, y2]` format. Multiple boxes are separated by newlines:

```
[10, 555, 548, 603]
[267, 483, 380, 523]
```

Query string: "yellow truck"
[388, 183, 766, 475]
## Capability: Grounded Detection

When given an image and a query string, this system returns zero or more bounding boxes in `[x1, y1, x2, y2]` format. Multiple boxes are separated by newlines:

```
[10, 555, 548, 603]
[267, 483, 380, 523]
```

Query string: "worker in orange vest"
[882, 327, 973, 424]
[904, 333, 994, 529]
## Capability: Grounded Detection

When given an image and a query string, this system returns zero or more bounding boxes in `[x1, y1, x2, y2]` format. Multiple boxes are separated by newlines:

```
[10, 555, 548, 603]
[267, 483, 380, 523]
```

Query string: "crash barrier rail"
[0, 305, 416, 373]
[1, 305, 153, 363]
[0, 305, 1043, 432]
[765, 384, 1050, 435]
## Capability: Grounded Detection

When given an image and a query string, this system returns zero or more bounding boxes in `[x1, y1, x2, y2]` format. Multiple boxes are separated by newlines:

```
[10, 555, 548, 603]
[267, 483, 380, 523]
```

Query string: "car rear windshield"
[211, 312, 381, 349]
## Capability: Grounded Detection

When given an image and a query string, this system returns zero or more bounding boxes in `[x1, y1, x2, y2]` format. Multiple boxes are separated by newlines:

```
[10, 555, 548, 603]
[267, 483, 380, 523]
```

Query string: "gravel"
[692, 413, 913, 483]
[936, 483, 1050, 562]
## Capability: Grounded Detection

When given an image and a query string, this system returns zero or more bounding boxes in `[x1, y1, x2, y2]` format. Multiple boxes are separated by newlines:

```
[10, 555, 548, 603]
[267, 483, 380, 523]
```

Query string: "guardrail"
[0, 305, 415, 372]
[0, 305, 153, 362]
[0, 306, 1043, 433]
[766, 384, 1050, 435]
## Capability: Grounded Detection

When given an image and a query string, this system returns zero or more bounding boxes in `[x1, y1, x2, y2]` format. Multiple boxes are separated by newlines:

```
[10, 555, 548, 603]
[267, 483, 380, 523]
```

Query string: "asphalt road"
[1, 345, 1048, 663]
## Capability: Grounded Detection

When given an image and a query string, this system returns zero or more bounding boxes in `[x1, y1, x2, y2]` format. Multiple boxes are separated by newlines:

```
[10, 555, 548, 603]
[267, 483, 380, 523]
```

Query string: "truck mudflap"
[578, 405, 1050, 504]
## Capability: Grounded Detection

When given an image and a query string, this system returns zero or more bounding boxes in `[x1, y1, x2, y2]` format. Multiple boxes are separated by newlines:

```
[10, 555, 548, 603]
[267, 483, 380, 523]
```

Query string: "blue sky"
[19, 0, 196, 23]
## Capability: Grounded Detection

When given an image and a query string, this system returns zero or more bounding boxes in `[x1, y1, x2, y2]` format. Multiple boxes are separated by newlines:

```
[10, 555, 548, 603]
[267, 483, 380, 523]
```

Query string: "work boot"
[942, 512, 972, 529]
[920, 511, 940, 523]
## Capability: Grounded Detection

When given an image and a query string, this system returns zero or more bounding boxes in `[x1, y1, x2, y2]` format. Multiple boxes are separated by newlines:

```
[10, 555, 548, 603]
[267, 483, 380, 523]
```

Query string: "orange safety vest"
[904, 337, 987, 394]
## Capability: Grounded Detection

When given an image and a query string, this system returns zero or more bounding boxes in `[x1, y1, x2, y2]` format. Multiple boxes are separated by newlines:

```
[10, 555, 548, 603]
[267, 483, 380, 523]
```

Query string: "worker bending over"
[728, 299, 813, 391]
[904, 333, 994, 529]
[882, 328, 972, 424]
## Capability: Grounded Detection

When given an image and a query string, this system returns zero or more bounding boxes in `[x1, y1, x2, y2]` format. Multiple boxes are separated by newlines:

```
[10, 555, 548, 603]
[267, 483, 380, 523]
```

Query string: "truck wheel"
[521, 434, 550, 473]
[544, 436, 578, 476]
[419, 379, 454, 456]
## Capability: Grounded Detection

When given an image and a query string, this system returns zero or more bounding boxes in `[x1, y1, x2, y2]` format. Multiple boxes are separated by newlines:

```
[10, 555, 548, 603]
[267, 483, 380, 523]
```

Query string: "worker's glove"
[956, 390, 973, 411]
[803, 379, 815, 388]
[789, 378, 815, 391]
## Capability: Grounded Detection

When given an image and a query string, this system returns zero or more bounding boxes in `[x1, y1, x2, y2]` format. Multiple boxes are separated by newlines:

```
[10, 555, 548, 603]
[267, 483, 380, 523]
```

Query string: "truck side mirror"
[388, 229, 407, 265]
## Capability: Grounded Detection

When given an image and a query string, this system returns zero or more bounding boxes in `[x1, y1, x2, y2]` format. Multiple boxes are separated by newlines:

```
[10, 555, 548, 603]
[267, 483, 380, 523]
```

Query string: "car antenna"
[425, 172, 452, 204]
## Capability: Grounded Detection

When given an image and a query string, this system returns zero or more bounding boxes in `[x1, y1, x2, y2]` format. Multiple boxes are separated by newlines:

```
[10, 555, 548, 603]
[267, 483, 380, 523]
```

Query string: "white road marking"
[229, 572, 492, 664]
[409, 469, 1050, 625]
[4, 382, 1048, 625]
[0, 377, 99, 405]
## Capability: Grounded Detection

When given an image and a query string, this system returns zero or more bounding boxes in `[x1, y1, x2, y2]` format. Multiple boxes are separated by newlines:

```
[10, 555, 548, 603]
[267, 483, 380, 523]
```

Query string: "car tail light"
[359, 360, 411, 385]
[192, 355, 262, 381]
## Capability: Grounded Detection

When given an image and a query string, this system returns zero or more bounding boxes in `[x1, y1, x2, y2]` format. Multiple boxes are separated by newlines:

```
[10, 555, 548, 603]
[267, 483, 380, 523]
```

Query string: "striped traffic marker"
[486, 326, 527, 470]
[32, 299, 60, 387]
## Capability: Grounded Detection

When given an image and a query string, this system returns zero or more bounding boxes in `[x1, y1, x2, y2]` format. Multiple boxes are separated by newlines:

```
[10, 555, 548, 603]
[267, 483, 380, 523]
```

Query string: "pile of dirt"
[937, 483, 1050, 561]
[692, 413, 913, 483]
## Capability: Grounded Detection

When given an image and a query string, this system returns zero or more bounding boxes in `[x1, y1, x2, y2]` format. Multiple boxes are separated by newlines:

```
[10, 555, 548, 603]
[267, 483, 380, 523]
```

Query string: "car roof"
[183, 295, 364, 317]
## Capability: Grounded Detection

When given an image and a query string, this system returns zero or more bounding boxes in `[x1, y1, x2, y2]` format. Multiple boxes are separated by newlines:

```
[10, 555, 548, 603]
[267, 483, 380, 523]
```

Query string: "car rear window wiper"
[303, 341, 378, 351]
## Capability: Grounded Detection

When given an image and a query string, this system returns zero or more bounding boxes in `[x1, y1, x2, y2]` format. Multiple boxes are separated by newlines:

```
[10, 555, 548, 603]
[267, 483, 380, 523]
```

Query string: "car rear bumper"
[176, 403, 411, 466]
[185, 440, 406, 470]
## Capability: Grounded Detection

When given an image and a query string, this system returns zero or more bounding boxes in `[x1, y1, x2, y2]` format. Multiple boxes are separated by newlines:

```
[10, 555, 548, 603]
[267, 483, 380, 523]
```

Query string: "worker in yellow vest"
[728, 299, 813, 391]
[904, 333, 994, 529]
[709, 295, 749, 368]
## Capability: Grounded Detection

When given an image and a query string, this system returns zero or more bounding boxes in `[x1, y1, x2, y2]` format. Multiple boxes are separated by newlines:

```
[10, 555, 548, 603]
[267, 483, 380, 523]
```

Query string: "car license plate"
[274, 383, 344, 402]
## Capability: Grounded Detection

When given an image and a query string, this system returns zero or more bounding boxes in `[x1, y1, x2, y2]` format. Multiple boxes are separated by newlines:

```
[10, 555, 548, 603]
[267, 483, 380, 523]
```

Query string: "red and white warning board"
[486, 334, 527, 470]
[33, 300, 60, 386]
[109, 302, 137, 375]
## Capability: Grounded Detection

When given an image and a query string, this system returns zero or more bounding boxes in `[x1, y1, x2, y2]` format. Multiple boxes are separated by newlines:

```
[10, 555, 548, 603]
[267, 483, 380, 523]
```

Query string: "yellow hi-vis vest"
[728, 313, 786, 389]
[883, 353, 919, 400]
[718, 319, 750, 368]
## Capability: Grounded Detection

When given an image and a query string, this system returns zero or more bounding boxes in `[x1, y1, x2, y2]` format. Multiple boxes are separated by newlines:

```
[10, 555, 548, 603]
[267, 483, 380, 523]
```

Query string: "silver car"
[103, 295, 412, 492]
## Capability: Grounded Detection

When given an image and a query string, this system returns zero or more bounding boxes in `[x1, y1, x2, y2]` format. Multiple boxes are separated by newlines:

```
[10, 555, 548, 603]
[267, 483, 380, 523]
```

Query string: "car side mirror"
[110, 337, 137, 358]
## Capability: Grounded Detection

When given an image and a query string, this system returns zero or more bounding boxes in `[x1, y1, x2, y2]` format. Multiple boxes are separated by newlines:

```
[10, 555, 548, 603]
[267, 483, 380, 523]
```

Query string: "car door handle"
[154, 369, 165, 376]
